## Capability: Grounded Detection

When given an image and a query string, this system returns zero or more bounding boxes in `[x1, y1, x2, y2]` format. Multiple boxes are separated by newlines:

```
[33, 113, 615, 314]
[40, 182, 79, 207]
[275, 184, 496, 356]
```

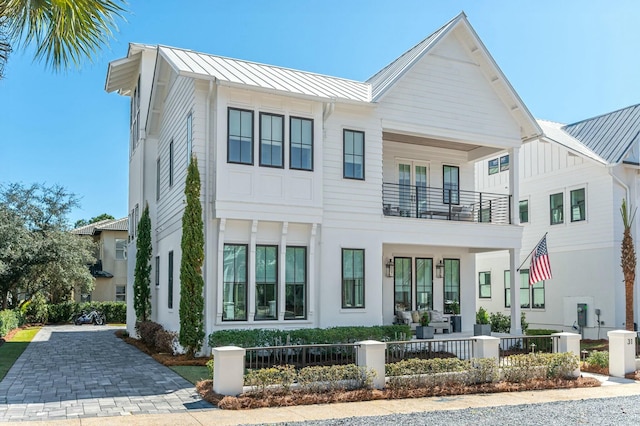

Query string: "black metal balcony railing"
[382, 183, 512, 224]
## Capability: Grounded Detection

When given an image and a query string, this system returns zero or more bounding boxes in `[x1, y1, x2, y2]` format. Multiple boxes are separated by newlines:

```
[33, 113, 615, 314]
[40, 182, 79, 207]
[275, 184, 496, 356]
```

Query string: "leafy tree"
[0, 0, 127, 78]
[621, 198, 636, 331]
[0, 183, 95, 309]
[179, 156, 205, 357]
[133, 204, 152, 321]
[74, 213, 115, 229]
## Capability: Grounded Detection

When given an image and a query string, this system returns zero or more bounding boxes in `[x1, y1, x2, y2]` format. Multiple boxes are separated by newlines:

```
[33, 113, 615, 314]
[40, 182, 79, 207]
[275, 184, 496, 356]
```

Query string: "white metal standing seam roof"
[561, 104, 640, 165]
[158, 46, 371, 103]
[537, 119, 607, 165]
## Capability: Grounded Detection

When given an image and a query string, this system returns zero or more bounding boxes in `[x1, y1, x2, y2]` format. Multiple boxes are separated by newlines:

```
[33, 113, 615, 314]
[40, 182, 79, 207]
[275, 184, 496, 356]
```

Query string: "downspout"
[203, 79, 214, 353]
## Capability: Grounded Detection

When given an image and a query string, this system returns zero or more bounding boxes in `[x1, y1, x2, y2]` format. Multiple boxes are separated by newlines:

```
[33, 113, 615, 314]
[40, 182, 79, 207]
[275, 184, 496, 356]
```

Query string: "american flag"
[529, 235, 552, 285]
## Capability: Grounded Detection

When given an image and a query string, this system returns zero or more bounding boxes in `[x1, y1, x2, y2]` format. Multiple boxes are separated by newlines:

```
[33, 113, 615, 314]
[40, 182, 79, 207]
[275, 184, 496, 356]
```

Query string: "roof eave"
[105, 51, 142, 95]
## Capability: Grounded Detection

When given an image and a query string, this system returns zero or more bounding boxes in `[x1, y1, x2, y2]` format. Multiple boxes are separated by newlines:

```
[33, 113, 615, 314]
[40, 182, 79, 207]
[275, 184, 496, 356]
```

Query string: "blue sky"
[1, 0, 638, 225]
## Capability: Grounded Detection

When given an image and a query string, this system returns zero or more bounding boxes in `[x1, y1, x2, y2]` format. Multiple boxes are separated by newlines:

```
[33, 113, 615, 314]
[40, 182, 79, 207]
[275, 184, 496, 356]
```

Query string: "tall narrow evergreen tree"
[133, 203, 152, 322]
[621, 198, 636, 331]
[179, 156, 205, 357]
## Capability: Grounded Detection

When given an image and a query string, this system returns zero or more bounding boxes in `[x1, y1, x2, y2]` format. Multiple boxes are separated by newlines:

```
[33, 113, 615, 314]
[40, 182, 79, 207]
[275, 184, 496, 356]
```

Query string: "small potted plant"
[416, 311, 434, 339]
[474, 306, 492, 336]
[450, 301, 462, 333]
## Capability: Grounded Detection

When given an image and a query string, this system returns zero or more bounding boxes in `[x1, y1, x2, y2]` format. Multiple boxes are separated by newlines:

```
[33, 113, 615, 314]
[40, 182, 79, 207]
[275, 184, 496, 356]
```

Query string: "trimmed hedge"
[47, 301, 126, 324]
[208, 325, 411, 348]
[0, 309, 25, 337]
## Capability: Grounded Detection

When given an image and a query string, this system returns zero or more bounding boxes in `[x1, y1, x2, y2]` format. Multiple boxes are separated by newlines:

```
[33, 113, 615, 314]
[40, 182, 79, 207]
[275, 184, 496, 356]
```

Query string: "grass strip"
[0, 327, 41, 381]
[169, 365, 210, 385]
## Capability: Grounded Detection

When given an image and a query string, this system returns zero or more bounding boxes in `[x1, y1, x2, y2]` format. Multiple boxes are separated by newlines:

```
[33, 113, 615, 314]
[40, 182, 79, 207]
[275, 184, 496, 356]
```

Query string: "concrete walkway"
[0, 325, 212, 422]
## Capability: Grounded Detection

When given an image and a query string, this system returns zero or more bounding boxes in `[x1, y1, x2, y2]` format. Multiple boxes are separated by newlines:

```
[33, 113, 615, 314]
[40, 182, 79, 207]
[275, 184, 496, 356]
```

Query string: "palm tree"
[0, 0, 126, 76]
[620, 198, 636, 331]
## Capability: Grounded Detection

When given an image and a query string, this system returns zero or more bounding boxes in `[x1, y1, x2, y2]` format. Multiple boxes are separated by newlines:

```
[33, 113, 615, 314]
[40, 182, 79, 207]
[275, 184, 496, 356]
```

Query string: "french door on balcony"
[397, 161, 428, 216]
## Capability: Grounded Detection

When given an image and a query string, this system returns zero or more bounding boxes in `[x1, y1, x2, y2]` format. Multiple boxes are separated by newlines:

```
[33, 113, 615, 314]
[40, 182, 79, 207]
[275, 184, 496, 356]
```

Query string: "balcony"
[382, 183, 512, 224]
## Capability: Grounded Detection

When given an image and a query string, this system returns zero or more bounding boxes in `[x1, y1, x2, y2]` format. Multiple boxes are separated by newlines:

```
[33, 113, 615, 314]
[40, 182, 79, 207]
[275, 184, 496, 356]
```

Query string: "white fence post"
[551, 332, 581, 377]
[608, 330, 636, 378]
[356, 340, 386, 389]
[212, 346, 246, 396]
[472, 336, 500, 363]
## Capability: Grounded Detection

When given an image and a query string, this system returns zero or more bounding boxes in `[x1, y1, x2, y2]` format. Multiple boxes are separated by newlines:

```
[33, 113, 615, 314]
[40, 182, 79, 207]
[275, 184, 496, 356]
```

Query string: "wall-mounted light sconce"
[385, 258, 394, 277]
[436, 259, 445, 278]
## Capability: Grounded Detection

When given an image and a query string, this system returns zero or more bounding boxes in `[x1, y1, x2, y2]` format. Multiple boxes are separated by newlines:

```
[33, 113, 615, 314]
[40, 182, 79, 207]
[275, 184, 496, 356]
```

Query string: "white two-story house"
[476, 104, 640, 339]
[106, 13, 541, 342]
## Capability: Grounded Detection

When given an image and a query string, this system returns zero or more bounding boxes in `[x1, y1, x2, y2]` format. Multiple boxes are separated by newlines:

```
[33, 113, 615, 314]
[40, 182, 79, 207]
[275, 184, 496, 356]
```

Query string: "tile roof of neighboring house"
[367, 13, 461, 101]
[157, 46, 371, 103]
[561, 104, 640, 165]
[71, 218, 128, 235]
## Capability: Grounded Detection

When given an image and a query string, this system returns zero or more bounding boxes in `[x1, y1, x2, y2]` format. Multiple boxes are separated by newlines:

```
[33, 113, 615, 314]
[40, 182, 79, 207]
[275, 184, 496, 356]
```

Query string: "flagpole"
[517, 232, 548, 271]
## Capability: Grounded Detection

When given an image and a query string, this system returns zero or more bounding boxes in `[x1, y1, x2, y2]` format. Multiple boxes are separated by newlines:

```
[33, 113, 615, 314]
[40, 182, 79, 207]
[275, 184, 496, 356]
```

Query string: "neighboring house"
[105, 13, 541, 343]
[71, 218, 129, 303]
[475, 104, 640, 339]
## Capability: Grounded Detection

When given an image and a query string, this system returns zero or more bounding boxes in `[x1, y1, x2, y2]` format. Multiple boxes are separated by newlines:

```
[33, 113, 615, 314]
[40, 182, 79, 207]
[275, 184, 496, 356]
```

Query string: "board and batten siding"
[376, 32, 521, 148]
[156, 76, 196, 239]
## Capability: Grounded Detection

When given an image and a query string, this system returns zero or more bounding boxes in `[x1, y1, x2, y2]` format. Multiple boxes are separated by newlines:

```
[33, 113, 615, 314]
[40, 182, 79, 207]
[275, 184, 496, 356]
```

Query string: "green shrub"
[490, 311, 528, 333]
[466, 358, 499, 384]
[476, 307, 489, 325]
[385, 357, 468, 376]
[46, 301, 126, 324]
[208, 325, 411, 348]
[0, 309, 22, 337]
[585, 350, 609, 368]
[296, 364, 375, 393]
[47, 301, 76, 323]
[501, 353, 548, 382]
[541, 352, 579, 379]
[23, 293, 49, 324]
[526, 329, 560, 336]
[245, 365, 296, 394]
[155, 329, 177, 354]
[206, 358, 214, 377]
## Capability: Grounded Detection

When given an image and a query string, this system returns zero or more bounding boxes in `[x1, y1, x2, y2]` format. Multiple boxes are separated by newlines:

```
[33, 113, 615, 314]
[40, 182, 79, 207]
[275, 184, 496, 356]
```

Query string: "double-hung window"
[500, 155, 509, 171]
[343, 129, 364, 179]
[115, 239, 127, 260]
[255, 245, 278, 320]
[570, 188, 586, 222]
[290, 117, 313, 170]
[223, 244, 248, 321]
[115, 285, 126, 302]
[186, 113, 193, 166]
[260, 113, 284, 167]
[488, 158, 498, 175]
[550, 193, 563, 224]
[342, 249, 364, 308]
[285, 246, 306, 319]
[169, 140, 174, 187]
[504, 269, 545, 308]
[479, 271, 491, 298]
[228, 108, 254, 164]
[519, 200, 529, 223]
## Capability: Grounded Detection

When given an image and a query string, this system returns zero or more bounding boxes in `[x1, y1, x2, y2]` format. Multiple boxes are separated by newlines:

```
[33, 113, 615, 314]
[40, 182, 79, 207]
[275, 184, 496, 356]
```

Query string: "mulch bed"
[115, 330, 209, 366]
[197, 376, 602, 410]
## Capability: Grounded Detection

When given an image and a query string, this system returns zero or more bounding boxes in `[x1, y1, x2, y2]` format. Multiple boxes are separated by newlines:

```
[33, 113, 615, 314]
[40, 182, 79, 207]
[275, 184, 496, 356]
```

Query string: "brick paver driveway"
[0, 325, 212, 421]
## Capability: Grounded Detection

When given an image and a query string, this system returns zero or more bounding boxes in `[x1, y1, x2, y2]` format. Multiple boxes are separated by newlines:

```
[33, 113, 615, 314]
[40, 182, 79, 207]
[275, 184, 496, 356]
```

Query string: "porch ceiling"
[383, 131, 480, 152]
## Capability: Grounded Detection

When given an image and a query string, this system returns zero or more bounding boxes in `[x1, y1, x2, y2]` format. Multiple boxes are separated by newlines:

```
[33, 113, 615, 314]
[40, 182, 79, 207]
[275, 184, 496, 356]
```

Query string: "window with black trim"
[550, 192, 563, 225]
[488, 158, 498, 175]
[169, 140, 174, 187]
[443, 258, 460, 313]
[285, 246, 306, 319]
[393, 257, 411, 311]
[290, 117, 313, 170]
[228, 108, 254, 165]
[443, 165, 459, 204]
[504, 269, 545, 308]
[186, 112, 193, 166]
[416, 258, 433, 310]
[255, 245, 278, 320]
[479, 271, 491, 298]
[342, 249, 364, 308]
[500, 155, 509, 172]
[223, 244, 248, 321]
[343, 129, 364, 180]
[156, 158, 160, 201]
[260, 112, 284, 168]
[155, 256, 160, 286]
[168, 251, 174, 309]
[519, 200, 529, 223]
[570, 188, 585, 222]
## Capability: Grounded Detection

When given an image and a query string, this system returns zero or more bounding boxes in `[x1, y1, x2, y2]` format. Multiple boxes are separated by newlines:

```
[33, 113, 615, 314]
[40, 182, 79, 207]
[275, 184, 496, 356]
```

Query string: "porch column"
[509, 248, 522, 335]
[509, 146, 520, 226]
